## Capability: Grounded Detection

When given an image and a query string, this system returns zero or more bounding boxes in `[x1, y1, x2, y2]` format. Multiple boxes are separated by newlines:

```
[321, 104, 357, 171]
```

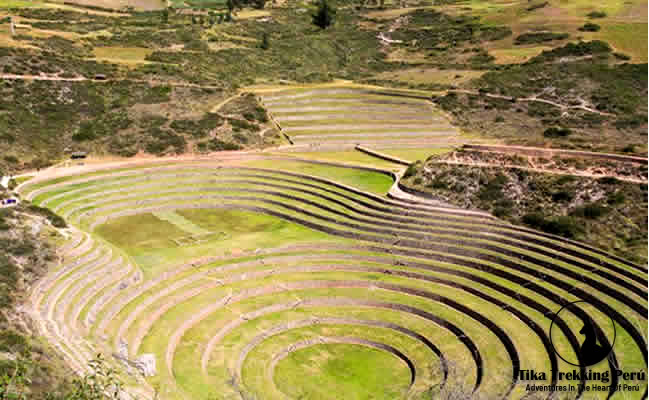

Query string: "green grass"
[33, 160, 635, 398]
[270, 341, 413, 399]
[0, 0, 41, 7]
[489, 46, 551, 64]
[242, 159, 394, 195]
[594, 23, 649, 62]
[95, 209, 336, 274]
[40, 164, 643, 276]
[152, 211, 209, 236]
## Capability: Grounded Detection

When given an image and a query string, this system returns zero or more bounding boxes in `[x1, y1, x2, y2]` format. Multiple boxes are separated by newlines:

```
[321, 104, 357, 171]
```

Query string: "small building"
[71, 151, 87, 159]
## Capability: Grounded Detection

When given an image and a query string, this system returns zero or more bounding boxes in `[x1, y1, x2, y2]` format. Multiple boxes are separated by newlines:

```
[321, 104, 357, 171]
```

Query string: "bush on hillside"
[514, 32, 569, 45]
[543, 127, 572, 137]
[578, 23, 601, 32]
[571, 203, 609, 219]
[26, 205, 67, 228]
[403, 162, 420, 179]
[587, 11, 607, 18]
[522, 212, 582, 238]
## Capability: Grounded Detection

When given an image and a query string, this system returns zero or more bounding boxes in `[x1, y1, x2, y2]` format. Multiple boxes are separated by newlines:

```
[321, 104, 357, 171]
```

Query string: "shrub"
[478, 26, 512, 41]
[587, 11, 607, 18]
[403, 162, 420, 179]
[0, 254, 18, 288]
[572, 203, 609, 219]
[260, 32, 270, 50]
[207, 138, 242, 151]
[531, 40, 611, 62]
[71, 121, 98, 142]
[141, 85, 171, 104]
[522, 213, 581, 238]
[607, 191, 626, 205]
[614, 114, 647, 130]
[527, 1, 548, 11]
[543, 127, 572, 137]
[613, 52, 631, 61]
[428, 176, 447, 190]
[0, 330, 28, 355]
[312, 0, 335, 29]
[229, 118, 259, 132]
[145, 128, 186, 155]
[477, 173, 508, 202]
[578, 23, 601, 32]
[492, 198, 514, 218]
[620, 144, 636, 153]
[26, 205, 67, 228]
[0, 212, 9, 231]
[494, 116, 504, 123]
[598, 176, 619, 185]
[514, 32, 569, 45]
[170, 114, 222, 138]
[232, 133, 249, 143]
[552, 190, 574, 202]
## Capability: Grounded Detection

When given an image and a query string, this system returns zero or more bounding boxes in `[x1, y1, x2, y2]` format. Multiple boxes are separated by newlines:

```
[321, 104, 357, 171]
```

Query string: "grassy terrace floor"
[258, 86, 461, 149]
[19, 158, 648, 400]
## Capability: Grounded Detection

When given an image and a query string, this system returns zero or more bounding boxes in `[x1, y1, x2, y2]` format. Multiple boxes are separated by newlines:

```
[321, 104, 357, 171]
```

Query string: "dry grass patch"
[489, 46, 551, 64]
[57, 0, 164, 10]
[373, 68, 486, 87]
[92, 46, 154, 65]
[592, 22, 648, 62]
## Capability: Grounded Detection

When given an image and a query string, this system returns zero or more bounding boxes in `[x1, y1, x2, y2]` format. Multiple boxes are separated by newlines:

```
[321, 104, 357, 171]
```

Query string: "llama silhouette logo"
[549, 301, 616, 367]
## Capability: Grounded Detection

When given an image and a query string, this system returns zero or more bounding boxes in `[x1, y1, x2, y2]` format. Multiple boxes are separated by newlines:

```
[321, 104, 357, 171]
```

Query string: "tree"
[252, 0, 266, 8]
[161, 8, 169, 23]
[226, 0, 238, 17]
[312, 0, 335, 29]
[260, 32, 270, 50]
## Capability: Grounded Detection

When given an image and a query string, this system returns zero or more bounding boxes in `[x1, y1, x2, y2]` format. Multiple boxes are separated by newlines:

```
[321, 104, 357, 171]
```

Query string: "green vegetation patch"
[96, 208, 334, 273]
[274, 343, 412, 400]
[514, 32, 569, 45]
[244, 159, 394, 195]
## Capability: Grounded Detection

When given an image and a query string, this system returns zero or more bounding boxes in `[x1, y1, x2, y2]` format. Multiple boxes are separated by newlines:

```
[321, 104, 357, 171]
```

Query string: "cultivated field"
[259, 86, 463, 150]
[20, 156, 648, 399]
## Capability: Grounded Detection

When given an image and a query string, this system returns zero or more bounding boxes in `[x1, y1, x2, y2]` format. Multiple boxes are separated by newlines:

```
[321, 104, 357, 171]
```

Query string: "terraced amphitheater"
[259, 86, 461, 150]
[19, 156, 648, 400]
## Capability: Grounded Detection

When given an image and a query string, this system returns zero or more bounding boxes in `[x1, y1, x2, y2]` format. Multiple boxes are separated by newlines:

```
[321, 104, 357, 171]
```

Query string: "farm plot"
[259, 86, 462, 150]
[20, 158, 648, 400]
